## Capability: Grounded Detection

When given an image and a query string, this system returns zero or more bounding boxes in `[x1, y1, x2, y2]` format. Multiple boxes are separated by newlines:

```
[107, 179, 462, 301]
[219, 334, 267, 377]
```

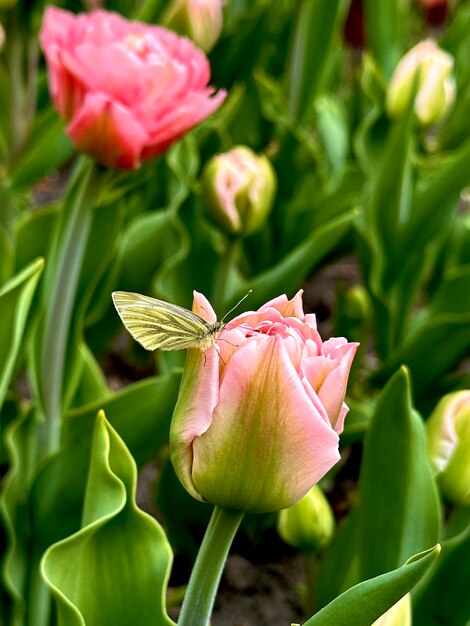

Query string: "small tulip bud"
[0, 23, 5, 50]
[420, 0, 449, 27]
[161, 0, 223, 53]
[386, 39, 456, 127]
[371, 594, 412, 626]
[426, 391, 470, 506]
[277, 485, 335, 553]
[202, 146, 277, 237]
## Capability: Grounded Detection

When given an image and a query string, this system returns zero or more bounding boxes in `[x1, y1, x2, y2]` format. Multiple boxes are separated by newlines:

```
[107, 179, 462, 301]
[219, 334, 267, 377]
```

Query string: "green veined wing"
[112, 291, 223, 352]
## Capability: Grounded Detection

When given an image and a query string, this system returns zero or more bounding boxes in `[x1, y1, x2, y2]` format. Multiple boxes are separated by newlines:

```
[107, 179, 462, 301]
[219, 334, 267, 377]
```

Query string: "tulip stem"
[212, 238, 241, 315]
[304, 552, 320, 617]
[177, 506, 244, 626]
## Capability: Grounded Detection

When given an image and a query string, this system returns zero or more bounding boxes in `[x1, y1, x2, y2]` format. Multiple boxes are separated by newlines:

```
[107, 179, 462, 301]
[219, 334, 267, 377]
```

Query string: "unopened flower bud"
[0, 23, 5, 50]
[420, 0, 448, 27]
[426, 391, 470, 506]
[386, 39, 456, 127]
[277, 485, 335, 553]
[202, 146, 277, 237]
[372, 594, 412, 626]
[161, 0, 223, 53]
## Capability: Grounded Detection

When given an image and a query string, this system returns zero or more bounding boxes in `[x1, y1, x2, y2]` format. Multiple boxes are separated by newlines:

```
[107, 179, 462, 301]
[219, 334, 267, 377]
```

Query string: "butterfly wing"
[112, 291, 213, 351]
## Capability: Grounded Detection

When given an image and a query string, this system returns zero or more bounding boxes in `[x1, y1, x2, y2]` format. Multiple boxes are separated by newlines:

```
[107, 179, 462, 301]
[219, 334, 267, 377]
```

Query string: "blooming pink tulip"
[171, 291, 359, 513]
[40, 8, 226, 169]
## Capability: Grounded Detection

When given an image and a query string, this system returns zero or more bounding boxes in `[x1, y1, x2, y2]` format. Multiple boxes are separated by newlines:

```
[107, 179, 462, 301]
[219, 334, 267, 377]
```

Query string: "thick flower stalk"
[171, 291, 359, 513]
[40, 7, 226, 169]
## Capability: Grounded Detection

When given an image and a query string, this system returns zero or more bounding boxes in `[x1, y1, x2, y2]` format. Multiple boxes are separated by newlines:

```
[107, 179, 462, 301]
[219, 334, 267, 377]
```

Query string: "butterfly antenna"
[213, 342, 226, 365]
[221, 290, 253, 322]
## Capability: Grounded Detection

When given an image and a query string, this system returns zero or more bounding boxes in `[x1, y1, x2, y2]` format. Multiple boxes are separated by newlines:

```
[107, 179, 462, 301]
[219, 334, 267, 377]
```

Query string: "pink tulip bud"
[386, 39, 455, 127]
[170, 291, 359, 513]
[161, 0, 223, 53]
[426, 390, 470, 506]
[202, 146, 277, 236]
[39, 8, 226, 169]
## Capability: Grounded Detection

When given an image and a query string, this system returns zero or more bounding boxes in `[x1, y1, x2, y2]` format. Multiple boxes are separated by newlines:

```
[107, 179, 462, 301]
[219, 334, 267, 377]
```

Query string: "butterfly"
[112, 290, 251, 352]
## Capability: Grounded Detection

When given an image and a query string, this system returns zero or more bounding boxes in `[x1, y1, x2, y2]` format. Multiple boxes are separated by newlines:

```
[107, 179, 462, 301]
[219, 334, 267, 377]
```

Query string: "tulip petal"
[317, 342, 359, 430]
[191, 335, 340, 512]
[192, 290, 217, 322]
[142, 90, 226, 158]
[67, 92, 148, 169]
[169, 291, 220, 501]
[170, 345, 220, 502]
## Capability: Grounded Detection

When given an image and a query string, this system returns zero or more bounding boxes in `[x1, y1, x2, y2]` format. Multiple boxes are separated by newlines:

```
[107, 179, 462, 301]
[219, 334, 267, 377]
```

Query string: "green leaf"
[406, 138, 470, 251]
[66, 373, 179, 468]
[401, 314, 470, 398]
[357, 367, 441, 580]
[69, 343, 110, 408]
[153, 136, 201, 304]
[0, 222, 14, 284]
[316, 510, 360, 610]
[31, 373, 180, 549]
[303, 545, 441, 626]
[14, 205, 58, 274]
[314, 95, 349, 179]
[225, 209, 355, 311]
[0, 258, 44, 412]
[0, 409, 43, 626]
[363, 0, 400, 78]
[286, 0, 342, 120]
[41, 411, 174, 626]
[117, 211, 176, 295]
[10, 108, 74, 190]
[28, 168, 122, 429]
[413, 524, 470, 626]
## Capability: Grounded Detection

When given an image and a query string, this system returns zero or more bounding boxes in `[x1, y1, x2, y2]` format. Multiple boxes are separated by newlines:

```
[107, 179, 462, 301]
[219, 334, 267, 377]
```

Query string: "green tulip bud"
[372, 594, 412, 626]
[386, 39, 455, 127]
[426, 391, 470, 506]
[277, 485, 335, 553]
[160, 0, 223, 53]
[201, 146, 277, 237]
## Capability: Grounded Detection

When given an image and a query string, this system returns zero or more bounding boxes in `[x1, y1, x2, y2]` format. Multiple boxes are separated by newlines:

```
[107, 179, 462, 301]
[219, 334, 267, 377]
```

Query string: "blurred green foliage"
[1, 0, 469, 624]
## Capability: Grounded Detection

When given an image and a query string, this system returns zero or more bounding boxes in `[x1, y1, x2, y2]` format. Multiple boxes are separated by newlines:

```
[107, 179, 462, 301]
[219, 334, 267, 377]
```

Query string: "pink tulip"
[40, 7, 226, 169]
[171, 291, 359, 513]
